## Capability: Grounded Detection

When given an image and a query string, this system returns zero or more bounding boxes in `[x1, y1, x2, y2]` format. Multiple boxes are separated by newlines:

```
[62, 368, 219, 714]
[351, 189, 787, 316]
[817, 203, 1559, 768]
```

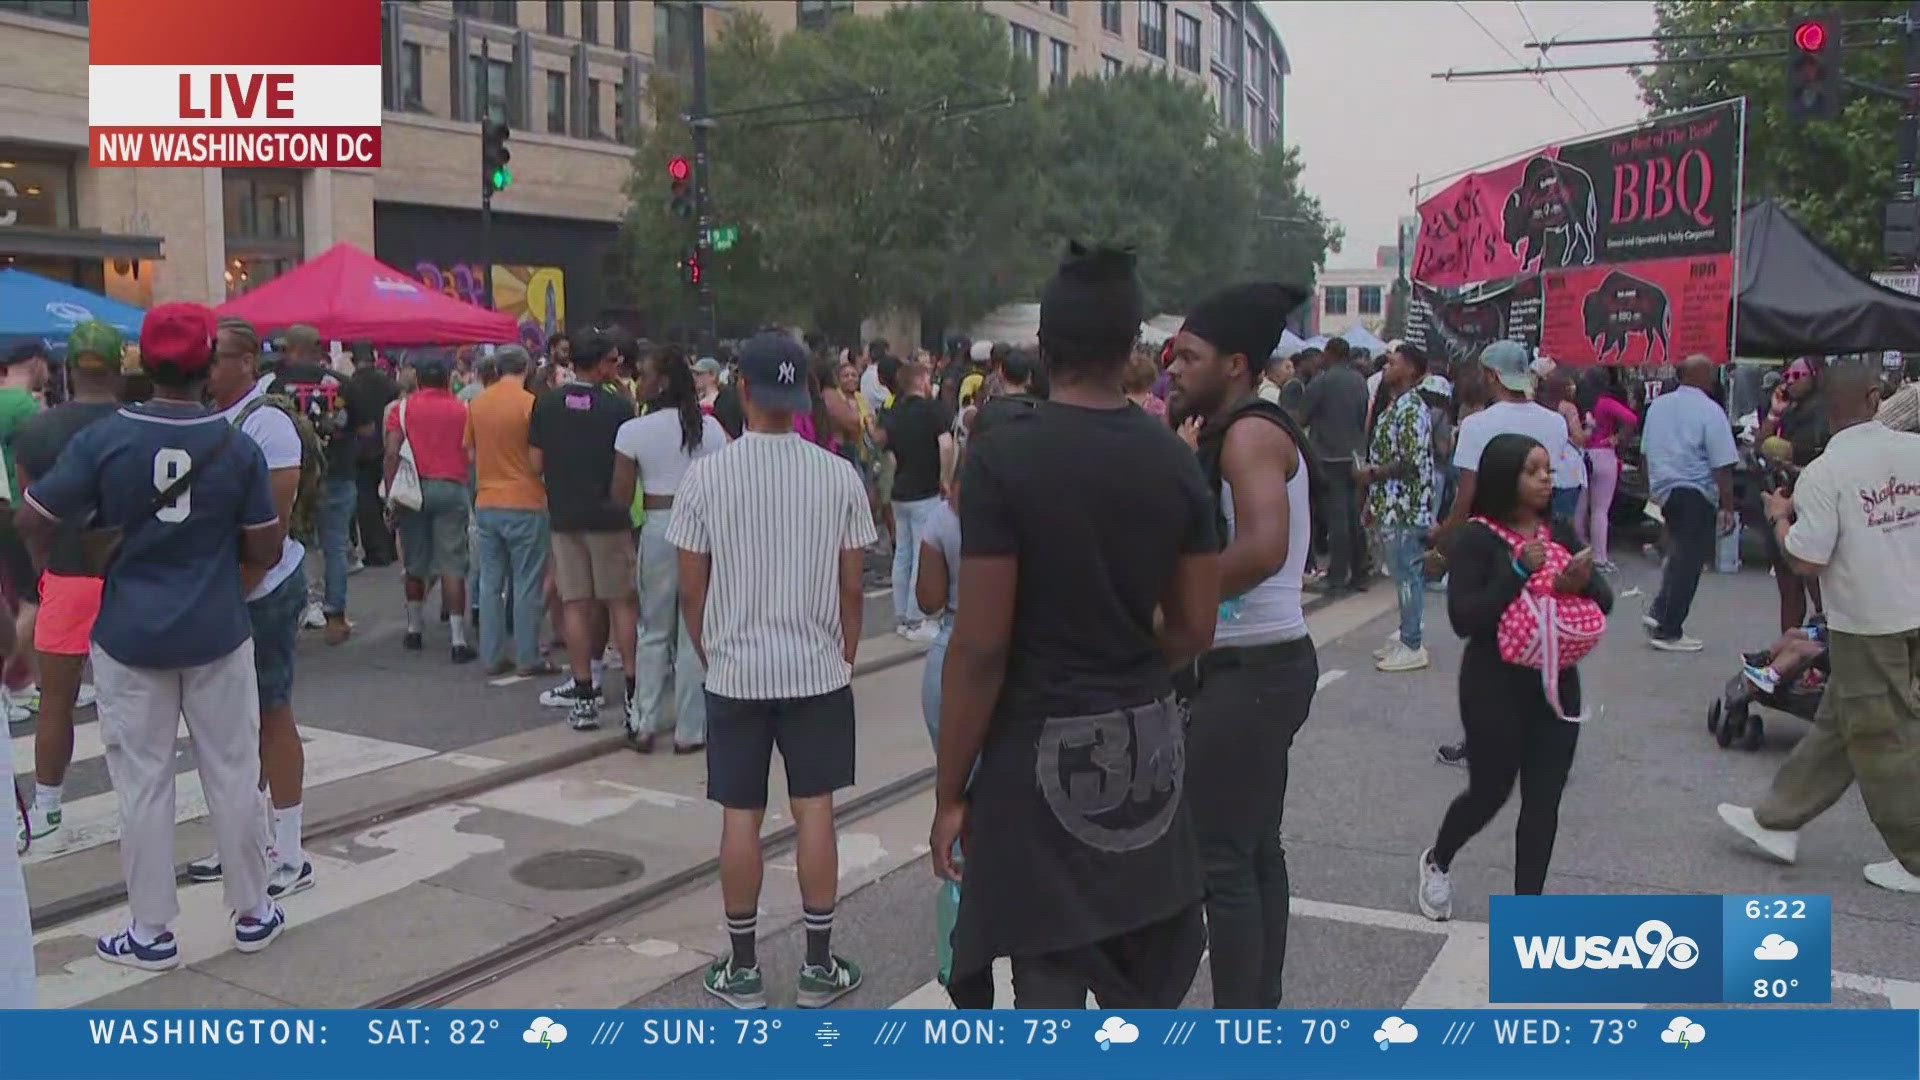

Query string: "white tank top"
[1215, 451, 1311, 646]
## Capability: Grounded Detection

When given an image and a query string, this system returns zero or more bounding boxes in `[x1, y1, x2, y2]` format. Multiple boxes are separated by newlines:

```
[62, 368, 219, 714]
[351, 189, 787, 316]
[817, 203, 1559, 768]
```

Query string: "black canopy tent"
[1737, 198, 1920, 357]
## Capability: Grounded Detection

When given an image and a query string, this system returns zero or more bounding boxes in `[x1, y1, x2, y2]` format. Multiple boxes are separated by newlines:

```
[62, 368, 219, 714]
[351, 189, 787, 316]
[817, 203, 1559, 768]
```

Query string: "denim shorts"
[248, 566, 307, 708]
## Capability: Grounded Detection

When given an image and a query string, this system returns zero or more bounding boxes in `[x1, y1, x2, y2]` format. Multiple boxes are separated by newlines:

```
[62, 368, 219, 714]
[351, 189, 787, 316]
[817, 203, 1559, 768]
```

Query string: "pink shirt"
[386, 387, 470, 482]
[1588, 395, 1638, 448]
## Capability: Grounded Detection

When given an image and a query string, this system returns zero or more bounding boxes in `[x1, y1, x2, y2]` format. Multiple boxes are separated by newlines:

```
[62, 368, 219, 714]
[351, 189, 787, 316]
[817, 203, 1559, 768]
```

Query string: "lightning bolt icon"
[1680, 1033, 1689, 1049]
[542, 1032, 551, 1048]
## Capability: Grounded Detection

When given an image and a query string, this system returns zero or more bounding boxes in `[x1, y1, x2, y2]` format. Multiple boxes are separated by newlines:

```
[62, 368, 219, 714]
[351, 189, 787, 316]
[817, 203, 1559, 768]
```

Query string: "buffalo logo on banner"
[1504, 156, 1598, 272]
[1583, 270, 1671, 363]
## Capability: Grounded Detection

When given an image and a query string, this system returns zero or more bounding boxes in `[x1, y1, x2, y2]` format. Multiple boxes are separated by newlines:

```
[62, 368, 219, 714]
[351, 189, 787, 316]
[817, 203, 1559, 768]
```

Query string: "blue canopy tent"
[0, 268, 144, 357]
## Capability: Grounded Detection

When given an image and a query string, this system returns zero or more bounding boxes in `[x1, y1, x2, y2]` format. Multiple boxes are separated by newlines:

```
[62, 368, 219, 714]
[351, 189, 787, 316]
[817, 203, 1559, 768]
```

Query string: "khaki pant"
[1756, 627, 1920, 873]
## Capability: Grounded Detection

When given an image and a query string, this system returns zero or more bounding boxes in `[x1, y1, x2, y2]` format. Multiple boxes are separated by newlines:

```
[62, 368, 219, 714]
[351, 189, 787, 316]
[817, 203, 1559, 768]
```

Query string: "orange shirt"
[463, 380, 546, 510]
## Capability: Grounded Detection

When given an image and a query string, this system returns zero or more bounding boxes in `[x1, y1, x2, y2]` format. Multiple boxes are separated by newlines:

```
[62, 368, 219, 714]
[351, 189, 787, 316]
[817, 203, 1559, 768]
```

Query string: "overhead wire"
[1450, 0, 1589, 130]
[1512, 0, 1610, 127]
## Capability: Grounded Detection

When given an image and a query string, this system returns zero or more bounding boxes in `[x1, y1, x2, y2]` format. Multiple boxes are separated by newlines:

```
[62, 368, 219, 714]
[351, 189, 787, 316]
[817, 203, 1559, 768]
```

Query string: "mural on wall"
[412, 262, 565, 352]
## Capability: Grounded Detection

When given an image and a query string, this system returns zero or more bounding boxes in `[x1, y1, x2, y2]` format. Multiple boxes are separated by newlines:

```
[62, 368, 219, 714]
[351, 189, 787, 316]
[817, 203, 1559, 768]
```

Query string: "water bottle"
[1716, 516, 1742, 574]
[1218, 597, 1244, 624]
[935, 879, 961, 986]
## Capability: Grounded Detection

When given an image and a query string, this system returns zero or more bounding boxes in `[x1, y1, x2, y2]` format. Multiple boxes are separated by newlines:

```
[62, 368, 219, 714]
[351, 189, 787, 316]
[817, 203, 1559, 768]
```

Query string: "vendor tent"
[1276, 328, 1308, 357]
[217, 242, 517, 345]
[1339, 322, 1389, 354]
[1738, 199, 1920, 357]
[0, 269, 144, 353]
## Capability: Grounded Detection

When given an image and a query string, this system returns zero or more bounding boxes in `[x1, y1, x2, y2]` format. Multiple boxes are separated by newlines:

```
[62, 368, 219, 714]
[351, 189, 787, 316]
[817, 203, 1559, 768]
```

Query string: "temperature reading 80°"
[1024, 1019, 1070, 1044]
[734, 1019, 781, 1045]
[1589, 1019, 1636, 1044]
[1300, 1019, 1348, 1044]
[1755, 978, 1801, 999]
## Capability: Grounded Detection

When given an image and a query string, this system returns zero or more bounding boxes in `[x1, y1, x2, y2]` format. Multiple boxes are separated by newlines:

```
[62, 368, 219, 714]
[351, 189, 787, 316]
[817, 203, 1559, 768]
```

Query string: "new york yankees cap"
[736, 331, 809, 412]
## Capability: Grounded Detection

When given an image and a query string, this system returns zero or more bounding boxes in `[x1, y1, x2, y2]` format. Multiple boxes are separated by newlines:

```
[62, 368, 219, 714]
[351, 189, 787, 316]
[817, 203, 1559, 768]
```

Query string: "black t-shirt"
[880, 394, 950, 502]
[711, 384, 745, 439]
[1777, 394, 1830, 469]
[343, 367, 398, 467]
[12, 401, 119, 576]
[529, 381, 634, 533]
[950, 401, 1219, 973]
[969, 390, 1042, 442]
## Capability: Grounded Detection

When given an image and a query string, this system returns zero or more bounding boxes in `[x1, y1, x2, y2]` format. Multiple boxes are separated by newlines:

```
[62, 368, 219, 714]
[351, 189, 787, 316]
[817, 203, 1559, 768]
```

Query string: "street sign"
[707, 225, 738, 251]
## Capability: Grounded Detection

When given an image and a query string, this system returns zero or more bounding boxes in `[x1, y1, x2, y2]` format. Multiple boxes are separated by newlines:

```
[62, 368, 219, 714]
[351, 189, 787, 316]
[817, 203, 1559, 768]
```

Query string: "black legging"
[1432, 653, 1580, 895]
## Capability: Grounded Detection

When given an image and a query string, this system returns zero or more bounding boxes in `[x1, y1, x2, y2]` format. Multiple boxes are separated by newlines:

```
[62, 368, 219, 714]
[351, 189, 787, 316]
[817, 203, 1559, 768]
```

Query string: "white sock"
[131, 920, 168, 945]
[272, 803, 303, 868]
[590, 659, 605, 689]
[243, 901, 275, 923]
[405, 600, 424, 633]
[34, 782, 62, 811]
[448, 614, 470, 648]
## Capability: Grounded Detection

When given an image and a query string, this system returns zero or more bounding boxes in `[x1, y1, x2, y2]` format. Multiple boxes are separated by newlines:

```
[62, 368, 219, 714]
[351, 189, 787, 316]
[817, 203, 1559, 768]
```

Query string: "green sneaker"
[702, 959, 767, 1010]
[26, 804, 60, 841]
[796, 954, 862, 1008]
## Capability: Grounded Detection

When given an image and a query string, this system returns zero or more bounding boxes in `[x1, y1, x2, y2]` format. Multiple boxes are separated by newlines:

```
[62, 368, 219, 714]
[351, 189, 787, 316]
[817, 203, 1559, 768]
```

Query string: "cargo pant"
[1755, 627, 1920, 873]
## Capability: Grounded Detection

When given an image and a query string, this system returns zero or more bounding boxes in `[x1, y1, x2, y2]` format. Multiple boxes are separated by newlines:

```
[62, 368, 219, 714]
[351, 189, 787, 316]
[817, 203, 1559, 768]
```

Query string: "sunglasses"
[1781, 369, 1809, 384]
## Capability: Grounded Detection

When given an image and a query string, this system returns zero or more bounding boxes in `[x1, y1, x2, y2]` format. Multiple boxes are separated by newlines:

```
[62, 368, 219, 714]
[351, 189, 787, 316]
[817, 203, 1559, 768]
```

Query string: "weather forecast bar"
[0, 1008, 1912, 1080]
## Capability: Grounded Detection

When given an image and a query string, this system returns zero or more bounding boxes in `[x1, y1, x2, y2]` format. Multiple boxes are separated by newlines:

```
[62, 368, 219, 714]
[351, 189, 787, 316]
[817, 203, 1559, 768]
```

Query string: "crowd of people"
[3, 250, 1919, 1010]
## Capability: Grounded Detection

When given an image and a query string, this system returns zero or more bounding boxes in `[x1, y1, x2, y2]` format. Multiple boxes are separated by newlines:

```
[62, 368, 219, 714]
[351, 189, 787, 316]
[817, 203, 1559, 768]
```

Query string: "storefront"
[373, 202, 619, 349]
[0, 143, 161, 300]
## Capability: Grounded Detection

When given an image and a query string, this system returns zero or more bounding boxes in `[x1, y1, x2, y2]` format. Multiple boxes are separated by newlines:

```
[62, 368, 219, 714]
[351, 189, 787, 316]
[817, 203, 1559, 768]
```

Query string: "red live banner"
[88, 0, 382, 168]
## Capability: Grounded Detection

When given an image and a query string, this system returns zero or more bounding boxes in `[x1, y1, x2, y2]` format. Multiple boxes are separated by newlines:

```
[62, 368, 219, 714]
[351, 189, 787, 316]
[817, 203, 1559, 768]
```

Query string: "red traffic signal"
[667, 156, 691, 182]
[1792, 20, 1826, 52]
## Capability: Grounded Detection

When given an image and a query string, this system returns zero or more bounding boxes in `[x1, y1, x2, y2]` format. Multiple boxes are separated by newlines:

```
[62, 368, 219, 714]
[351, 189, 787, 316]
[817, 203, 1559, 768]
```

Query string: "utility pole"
[688, 1, 718, 353]
[479, 37, 495, 309]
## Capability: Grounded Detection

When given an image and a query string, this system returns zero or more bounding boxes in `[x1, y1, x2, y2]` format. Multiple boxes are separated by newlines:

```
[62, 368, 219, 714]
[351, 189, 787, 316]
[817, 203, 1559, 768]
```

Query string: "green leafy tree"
[1240, 142, 1342, 302]
[1637, 0, 1905, 270]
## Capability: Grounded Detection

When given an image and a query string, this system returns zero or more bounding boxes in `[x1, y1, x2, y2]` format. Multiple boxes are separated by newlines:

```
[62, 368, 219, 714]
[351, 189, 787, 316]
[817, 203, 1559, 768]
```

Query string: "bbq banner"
[1413, 102, 1741, 289]
[1538, 254, 1731, 367]
[1404, 276, 1543, 369]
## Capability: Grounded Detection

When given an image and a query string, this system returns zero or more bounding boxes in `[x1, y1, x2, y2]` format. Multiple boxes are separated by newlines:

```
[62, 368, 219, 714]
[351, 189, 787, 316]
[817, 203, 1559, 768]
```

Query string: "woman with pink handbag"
[1415, 434, 1613, 922]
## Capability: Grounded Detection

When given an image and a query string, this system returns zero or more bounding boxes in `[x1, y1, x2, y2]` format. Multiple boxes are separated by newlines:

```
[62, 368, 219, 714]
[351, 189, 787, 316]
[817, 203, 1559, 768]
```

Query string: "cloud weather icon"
[1373, 1017, 1419, 1050]
[1094, 1016, 1139, 1049]
[1754, 933, 1800, 961]
[524, 1017, 568, 1046]
[1661, 1017, 1705, 1047]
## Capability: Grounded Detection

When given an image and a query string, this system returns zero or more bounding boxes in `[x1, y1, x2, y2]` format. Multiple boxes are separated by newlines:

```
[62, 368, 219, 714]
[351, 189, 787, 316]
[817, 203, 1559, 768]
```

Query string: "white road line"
[23, 728, 433, 866]
[11, 715, 116, 778]
[1315, 669, 1348, 691]
[467, 776, 702, 827]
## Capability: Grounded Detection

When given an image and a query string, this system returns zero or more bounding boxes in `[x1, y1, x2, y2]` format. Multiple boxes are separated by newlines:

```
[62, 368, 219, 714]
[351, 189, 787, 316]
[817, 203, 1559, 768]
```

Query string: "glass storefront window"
[0, 151, 74, 230]
[222, 170, 304, 298]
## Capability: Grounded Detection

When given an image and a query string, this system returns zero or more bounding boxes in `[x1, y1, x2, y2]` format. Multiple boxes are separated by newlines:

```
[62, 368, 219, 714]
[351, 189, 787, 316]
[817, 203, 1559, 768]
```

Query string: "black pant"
[1323, 463, 1366, 587]
[1184, 638, 1317, 1007]
[946, 902, 1205, 1009]
[1433, 673, 1580, 895]
[1650, 486, 1715, 640]
[355, 461, 396, 564]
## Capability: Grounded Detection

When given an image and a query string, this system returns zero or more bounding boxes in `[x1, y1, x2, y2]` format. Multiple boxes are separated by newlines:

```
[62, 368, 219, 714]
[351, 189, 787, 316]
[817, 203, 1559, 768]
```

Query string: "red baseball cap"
[139, 302, 217, 376]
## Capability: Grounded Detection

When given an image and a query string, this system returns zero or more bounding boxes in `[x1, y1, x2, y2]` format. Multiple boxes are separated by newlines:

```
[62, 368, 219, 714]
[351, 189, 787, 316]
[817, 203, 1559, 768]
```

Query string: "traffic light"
[668, 156, 693, 220]
[482, 121, 512, 197]
[679, 248, 702, 287]
[1786, 15, 1842, 121]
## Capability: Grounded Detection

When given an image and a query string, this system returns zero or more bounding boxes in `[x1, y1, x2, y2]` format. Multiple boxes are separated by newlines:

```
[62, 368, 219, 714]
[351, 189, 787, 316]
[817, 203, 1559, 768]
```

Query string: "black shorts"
[705, 686, 856, 809]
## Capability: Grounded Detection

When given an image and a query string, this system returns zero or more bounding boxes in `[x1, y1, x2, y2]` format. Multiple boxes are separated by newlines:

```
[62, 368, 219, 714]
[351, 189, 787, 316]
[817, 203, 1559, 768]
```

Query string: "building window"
[1323, 287, 1348, 316]
[546, 70, 568, 133]
[470, 55, 514, 125]
[587, 78, 605, 138]
[1212, 72, 1229, 120]
[657, 3, 697, 70]
[1216, 9, 1241, 71]
[222, 170, 303, 299]
[545, 0, 565, 35]
[0, 1, 89, 23]
[1049, 39, 1070, 89]
[1103, 55, 1123, 78]
[1250, 41, 1269, 99]
[615, 0, 632, 49]
[615, 82, 630, 142]
[1010, 22, 1039, 65]
[1358, 286, 1383, 315]
[1138, 0, 1166, 57]
[454, 0, 516, 26]
[400, 42, 424, 109]
[580, 0, 598, 44]
[1050, 0, 1070, 14]
[1100, 0, 1122, 34]
[0, 151, 75, 229]
[797, 0, 852, 30]
[1174, 12, 1201, 71]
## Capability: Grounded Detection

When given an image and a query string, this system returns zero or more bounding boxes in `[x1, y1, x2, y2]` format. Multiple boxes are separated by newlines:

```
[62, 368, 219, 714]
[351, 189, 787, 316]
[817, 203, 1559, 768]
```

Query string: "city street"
[14, 551, 1920, 1012]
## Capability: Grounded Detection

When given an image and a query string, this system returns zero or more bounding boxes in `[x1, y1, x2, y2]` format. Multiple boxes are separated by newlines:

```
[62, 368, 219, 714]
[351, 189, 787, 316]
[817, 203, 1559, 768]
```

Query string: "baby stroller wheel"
[1715, 700, 1739, 748]
[1743, 715, 1765, 751]
[1706, 698, 1722, 736]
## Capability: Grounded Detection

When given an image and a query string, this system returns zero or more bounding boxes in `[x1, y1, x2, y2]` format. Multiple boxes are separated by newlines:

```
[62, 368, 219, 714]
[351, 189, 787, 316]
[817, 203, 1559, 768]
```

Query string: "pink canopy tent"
[216, 242, 517, 345]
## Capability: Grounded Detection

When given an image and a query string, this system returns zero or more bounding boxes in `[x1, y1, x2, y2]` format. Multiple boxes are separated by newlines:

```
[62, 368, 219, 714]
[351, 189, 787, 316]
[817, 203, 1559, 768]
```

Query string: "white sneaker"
[1864, 860, 1920, 893]
[1718, 803, 1798, 864]
[903, 621, 940, 644]
[1377, 642, 1430, 672]
[73, 683, 97, 710]
[0, 693, 29, 726]
[1641, 613, 1660, 632]
[1650, 634, 1705, 653]
[1416, 847, 1453, 921]
[1373, 631, 1403, 661]
[301, 602, 327, 630]
[24, 803, 60, 847]
[12, 803, 25, 856]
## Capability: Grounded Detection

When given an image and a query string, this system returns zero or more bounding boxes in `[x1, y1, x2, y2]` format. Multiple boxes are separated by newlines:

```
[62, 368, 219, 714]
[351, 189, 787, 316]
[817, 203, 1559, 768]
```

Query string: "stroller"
[1706, 621, 1828, 751]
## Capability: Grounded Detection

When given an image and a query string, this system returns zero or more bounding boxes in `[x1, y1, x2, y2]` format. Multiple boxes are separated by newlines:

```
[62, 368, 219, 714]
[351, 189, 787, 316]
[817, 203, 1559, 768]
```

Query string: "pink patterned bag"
[1471, 516, 1608, 721]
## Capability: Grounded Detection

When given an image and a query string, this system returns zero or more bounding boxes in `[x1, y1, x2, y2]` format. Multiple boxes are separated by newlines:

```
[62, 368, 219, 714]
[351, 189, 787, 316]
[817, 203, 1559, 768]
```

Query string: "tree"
[1637, 0, 1905, 271]
[1240, 142, 1342, 304]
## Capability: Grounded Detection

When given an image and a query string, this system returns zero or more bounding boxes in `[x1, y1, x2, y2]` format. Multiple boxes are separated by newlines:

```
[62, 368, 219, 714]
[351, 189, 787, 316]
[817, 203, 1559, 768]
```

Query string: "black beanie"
[1038, 242, 1143, 361]
[1181, 282, 1309, 365]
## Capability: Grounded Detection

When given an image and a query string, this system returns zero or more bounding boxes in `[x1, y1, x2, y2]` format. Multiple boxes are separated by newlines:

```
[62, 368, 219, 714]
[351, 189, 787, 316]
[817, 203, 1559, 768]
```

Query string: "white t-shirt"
[215, 376, 305, 601]
[1784, 421, 1920, 636]
[613, 409, 727, 496]
[1453, 400, 1571, 477]
[860, 363, 888, 412]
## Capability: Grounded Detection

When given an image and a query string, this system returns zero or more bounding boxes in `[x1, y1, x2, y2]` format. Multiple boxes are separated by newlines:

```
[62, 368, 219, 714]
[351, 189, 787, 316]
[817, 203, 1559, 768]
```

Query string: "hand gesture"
[1553, 548, 1593, 593]
[930, 800, 969, 883]
[1519, 537, 1547, 571]
[1177, 415, 1203, 452]
[1762, 489, 1793, 524]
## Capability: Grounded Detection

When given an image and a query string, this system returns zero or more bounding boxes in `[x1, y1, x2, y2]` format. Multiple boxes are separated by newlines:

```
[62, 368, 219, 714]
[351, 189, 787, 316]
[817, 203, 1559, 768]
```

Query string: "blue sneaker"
[1742, 664, 1779, 696]
[96, 928, 180, 971]
[234, 905, 287, 953]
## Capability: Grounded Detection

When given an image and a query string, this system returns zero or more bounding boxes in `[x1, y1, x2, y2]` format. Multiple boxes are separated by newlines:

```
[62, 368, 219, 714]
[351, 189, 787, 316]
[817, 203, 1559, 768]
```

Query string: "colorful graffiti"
[412, 262, 565, 352]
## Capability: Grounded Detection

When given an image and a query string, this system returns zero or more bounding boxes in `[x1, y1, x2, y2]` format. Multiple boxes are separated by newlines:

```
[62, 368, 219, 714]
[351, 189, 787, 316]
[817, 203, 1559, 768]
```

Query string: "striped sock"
[725, 912, 757, 972]
[803, 906, 834, 971]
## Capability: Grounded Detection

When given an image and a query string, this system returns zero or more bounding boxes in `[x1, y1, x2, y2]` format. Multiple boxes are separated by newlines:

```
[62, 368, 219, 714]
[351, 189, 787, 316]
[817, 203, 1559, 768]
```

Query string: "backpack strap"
[1195, 393, 1326, 542]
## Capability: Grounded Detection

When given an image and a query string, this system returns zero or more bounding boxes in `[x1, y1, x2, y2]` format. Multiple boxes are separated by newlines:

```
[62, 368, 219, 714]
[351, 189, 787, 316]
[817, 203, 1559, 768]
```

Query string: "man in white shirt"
[1719, 361, 1920, 894]
[1639, 355, 1738, 652]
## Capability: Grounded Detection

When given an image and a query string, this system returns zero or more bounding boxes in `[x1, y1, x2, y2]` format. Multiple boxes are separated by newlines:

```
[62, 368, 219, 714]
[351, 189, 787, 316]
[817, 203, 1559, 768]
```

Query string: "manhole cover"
[510, 850, 645, 891]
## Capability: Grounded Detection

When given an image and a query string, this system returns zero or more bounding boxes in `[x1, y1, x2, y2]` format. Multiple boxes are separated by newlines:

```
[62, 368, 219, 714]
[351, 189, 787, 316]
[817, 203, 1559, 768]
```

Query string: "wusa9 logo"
[1513, 919, 1701, 971]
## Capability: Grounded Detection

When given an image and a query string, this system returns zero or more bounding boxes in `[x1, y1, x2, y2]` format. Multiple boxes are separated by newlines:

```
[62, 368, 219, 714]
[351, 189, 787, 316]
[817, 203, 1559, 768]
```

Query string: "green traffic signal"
[490, 166, 512, 191]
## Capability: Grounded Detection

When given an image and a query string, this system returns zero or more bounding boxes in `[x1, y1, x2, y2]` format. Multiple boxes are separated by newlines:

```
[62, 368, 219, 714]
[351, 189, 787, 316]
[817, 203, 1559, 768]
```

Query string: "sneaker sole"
[98, 946, 180, 972]
[1717, 805, 1796, 864]
[268, 875, 315, 901]
[795, 974, 863, 1009]
[1650, 640, 1704, 653]
[234, 921, 285, 954]
[186, 868, 223, 883]
[701, 982, 767, 1010]
[1377, 658, 1430, 672]
[1415, 850, 1452, 922]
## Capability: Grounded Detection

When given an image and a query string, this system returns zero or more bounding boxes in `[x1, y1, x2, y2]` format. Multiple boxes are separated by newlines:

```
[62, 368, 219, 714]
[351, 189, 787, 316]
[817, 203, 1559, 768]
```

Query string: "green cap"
[66, 320, 125, 373]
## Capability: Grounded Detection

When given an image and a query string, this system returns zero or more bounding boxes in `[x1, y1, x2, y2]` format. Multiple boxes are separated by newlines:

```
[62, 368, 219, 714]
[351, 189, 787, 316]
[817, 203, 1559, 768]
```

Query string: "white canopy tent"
[1339, 322, 1389, 354]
